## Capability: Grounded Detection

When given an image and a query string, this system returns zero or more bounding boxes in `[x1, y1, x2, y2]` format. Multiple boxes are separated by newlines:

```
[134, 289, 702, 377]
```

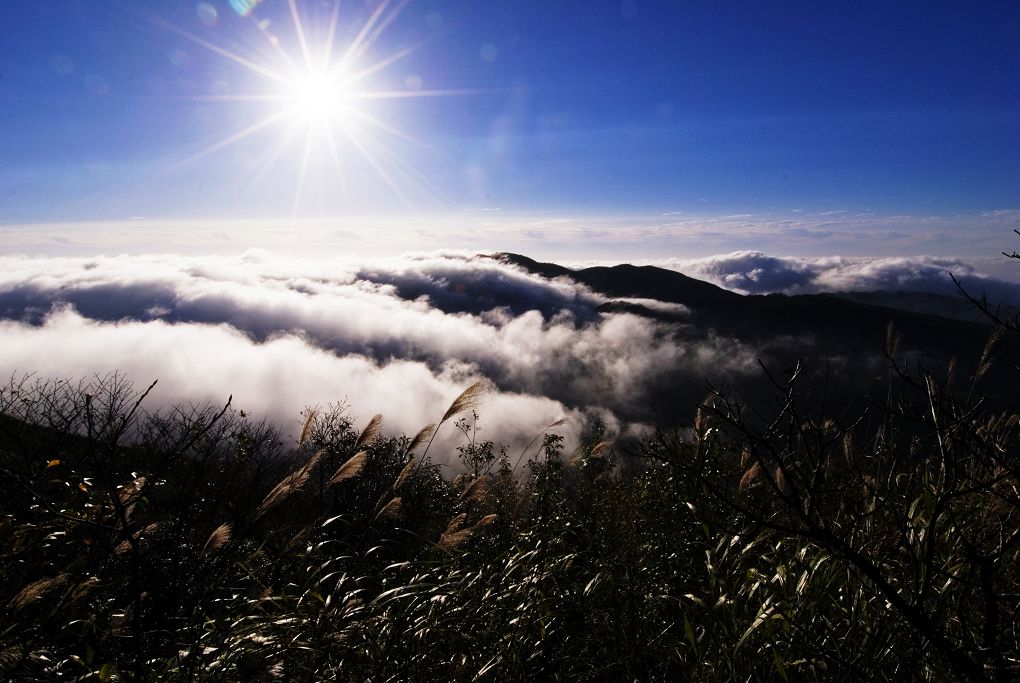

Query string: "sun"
[154, 0, 469, 212]
[289, 68, 348, 123]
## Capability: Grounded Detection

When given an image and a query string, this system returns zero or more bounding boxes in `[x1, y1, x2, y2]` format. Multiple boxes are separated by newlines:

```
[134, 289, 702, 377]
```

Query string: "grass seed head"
[355, 414, 383, 449]
[406, 424, 435, 454]
[459, 475, 492, 502]
[9, 574, 69, 611]
[393, 455, 417, 492]
[739, 462, 761, 491]
[258, 450, 322, 517]
[298, 409, 317, 447]
[978, 327, 1005, 381]
[441, 380, 487, 424]
[473, 514, 498, 531]
[774, 466, 786, 492]
[376, 497, 402, 521]
[203, 523, 233, 554]
[329, 451, 367, 486]
[444, 513, 468, 535]
[439, 529, 473, 552]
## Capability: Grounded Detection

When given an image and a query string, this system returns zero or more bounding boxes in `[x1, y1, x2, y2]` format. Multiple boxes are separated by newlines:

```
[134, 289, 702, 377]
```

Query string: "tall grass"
[1, 346, 1018, 681]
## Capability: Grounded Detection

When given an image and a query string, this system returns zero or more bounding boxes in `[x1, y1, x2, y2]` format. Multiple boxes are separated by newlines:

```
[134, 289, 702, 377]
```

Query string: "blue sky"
[1, 1, 1019, 258]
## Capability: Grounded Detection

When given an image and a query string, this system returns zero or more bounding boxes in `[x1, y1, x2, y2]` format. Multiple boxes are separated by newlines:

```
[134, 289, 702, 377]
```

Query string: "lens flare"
[229, 0, 263, 18]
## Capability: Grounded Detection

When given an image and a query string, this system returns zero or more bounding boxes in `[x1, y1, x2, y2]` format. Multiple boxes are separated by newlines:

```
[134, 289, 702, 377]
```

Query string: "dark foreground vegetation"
[3, 327, 1020, 680]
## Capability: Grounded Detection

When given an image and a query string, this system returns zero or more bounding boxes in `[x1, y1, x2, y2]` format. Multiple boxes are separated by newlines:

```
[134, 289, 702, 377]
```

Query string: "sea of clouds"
[0, 249, 1010, 459]
[0, 251, 760, 456]
[646, 251, 1020, 304]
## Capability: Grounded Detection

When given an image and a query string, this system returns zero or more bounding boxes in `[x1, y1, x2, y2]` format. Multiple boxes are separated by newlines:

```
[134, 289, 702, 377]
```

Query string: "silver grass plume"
[441, 381, 487, 424]
[257, 450, 322, 517]
[376, 497, 402, 521]
[328, 451, 368, 486]
[298, 409, 317, 447]
[354, 414, 383, 449]
[203, 523, 232, 553]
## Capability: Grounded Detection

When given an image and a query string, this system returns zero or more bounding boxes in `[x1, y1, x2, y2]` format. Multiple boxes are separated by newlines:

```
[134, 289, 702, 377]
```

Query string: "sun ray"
[248, 118, 307, 190]
[340, 120, 413, 207]
[287, 0, 315, 70]
[148, 0, 485, 212]
[340, 43, 418, 86]
[173, 109, 295, 170]
[254, 13, 304, 75]
[348, 87, 504, 100]
[184, 94, 289, 103]
[347, 122, 438, 199]
[321, 1, 342, 71]
[338, 0, 391, 69]
[322, 122, 351, 203]
[292, 127, 317, 214]
[340, 0, 412, 71]
[148, 15, 291, 87]
[344, 108, 427, 148]
[342, 114, 440, 205]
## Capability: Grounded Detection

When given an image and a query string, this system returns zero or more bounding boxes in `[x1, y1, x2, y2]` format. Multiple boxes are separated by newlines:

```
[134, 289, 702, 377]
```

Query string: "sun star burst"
[158, 0, 461, 213]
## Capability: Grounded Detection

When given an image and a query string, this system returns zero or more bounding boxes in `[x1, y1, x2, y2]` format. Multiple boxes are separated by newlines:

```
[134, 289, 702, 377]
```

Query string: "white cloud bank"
[0, 251, 759, 453]
[0, 305, 576, 456]
[646, 251, 1020, 304]
[6, 248, 1002, 457]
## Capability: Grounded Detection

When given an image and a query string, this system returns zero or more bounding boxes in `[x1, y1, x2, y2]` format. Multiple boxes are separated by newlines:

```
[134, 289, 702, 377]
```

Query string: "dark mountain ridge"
[829, 290, 1020, 325]
[495, 252, 1019, 408]
[493, 252, 743, 310]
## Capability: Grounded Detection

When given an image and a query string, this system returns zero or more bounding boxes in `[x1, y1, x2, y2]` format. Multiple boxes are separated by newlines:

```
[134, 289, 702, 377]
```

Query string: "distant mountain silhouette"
[828, 290, 1020, 325]
[494, 253, 741, 309]
[495, 252, 1019, 407]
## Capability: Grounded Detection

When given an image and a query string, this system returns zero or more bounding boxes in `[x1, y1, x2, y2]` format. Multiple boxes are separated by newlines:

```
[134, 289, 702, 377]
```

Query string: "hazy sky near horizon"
[2, 1, 1019, 259]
